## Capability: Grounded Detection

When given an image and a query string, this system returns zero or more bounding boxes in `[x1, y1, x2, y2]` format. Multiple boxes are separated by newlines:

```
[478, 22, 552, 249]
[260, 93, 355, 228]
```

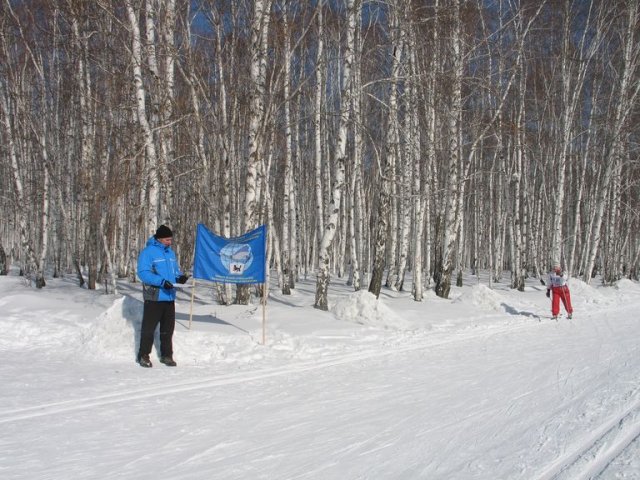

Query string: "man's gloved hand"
[546, 289, 550, 298]
[177, 274, 189, 284]
[162, 280, 174, 290]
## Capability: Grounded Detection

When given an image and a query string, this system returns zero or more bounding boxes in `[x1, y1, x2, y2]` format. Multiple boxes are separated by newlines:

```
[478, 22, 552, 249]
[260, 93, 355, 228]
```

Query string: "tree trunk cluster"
[1, 0, 639, 303]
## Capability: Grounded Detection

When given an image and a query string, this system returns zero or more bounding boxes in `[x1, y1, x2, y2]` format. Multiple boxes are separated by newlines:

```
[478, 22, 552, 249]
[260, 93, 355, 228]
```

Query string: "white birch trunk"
[385, 150, 398, 289]
[263, 149, 284, 291]
[511, 47, 526, 291]
[395, 161, 411, 292]
[337, 191, 347, 278]
[313, 3, 325, 269]
[210, 4, 234, 304]
[37, 155, 50, 288]
[347, 23, 362, 291]
[315, 0, 357, 310]
[159, 0, 176, 225]
[126, 0, 160, 235]
[99, 215, 117, 295]
[237, 0, 271, 304]
[423, 2, 438, 289]
[143, 0, 175, 226]
[290, 95, 300, 287]
[281, 6, 292, 294]
[0, 82, 42, 286]
[395, 102, 412, 292]
[243, 0, 271, 231]
[435, 0, 462, 299]
[406, 13, 421, 299]
[369, 14, 401, 298]
[71, 12, 100, 288]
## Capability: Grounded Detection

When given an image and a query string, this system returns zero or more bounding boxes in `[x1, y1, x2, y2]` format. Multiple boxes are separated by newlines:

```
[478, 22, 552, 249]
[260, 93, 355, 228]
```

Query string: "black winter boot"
[137, 354, 152, 368]
[160, 356, 177, 367]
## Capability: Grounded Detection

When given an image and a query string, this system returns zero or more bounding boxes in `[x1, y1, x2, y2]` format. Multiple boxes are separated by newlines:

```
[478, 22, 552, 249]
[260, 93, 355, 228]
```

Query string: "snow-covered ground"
[1, 270, 639, 479]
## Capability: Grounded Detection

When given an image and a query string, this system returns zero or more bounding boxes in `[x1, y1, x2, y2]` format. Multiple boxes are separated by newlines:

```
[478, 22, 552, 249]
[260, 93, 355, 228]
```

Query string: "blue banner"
[193, 224, 267, 284]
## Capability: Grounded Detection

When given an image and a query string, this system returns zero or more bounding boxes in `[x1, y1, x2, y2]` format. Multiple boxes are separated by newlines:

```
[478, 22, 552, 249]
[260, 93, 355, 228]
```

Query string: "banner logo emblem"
[221, 243, 253, 275]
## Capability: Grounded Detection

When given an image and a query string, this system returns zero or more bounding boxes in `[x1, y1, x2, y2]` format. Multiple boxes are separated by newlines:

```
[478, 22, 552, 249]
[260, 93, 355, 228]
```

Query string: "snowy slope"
[0, 272, 638, 479]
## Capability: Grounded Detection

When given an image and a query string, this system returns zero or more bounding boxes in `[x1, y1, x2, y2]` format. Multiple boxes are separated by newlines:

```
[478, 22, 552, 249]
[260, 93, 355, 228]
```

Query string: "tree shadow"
[267, 295, 306, 308]
[500, 302, 542, 322]
[175, 311, 249, 334]
[120, 295, 144, 359]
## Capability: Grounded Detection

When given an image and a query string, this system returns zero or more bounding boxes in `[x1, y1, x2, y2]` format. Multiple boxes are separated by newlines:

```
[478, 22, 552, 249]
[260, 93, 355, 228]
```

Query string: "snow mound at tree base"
[331, 290, 412, 330]
[453, 283, 504, 311]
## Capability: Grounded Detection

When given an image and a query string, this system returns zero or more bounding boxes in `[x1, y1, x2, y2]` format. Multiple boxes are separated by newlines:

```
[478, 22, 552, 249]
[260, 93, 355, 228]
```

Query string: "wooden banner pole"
[188, 278, 197, 330]
[262, 282, 266, 345]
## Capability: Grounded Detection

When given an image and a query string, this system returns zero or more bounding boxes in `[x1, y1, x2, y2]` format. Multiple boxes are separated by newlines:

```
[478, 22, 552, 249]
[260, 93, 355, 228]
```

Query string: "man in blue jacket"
[136, 225, 188, 368]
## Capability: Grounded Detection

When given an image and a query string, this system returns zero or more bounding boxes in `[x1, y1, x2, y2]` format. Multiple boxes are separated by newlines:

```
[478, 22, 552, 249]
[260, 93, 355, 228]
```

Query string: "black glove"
[546, 289, 550, 298]
[162, 280, 174, 289]
[177, 274, 189, 284]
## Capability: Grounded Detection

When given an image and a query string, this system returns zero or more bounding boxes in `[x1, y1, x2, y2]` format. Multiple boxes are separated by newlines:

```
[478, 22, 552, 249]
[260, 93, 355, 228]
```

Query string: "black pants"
[139, 301, 175, 358]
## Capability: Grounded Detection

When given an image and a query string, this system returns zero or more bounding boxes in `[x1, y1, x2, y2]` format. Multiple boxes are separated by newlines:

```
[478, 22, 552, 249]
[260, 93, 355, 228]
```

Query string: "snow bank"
[615, 278, 640, 292]
[0, 293, 90, 351]
[331, 290, 412, 330]
[81, 296, 141, 359]
[569, 278, 611, 305]
[452, 283, 504, 311]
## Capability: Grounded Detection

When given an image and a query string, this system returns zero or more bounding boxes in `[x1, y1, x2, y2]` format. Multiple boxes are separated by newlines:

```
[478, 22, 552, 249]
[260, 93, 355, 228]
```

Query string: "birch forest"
[1, 0, 639, 308]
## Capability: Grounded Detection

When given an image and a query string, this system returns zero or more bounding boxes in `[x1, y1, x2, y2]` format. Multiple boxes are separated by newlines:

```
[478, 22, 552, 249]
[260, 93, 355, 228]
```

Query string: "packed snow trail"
[533, 397, 640, 480]
[2, 304, 639, 479]
[2, 274, 639, 479]
[0, 318, 572, 424]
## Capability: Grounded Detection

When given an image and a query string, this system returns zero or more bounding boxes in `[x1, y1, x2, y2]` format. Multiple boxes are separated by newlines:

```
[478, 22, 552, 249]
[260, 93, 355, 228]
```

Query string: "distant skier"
[546, 263, 573, 320]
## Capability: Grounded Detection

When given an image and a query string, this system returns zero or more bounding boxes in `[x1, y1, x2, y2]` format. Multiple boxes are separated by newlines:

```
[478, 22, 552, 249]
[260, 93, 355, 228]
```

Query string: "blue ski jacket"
[137, 236, 183, 302]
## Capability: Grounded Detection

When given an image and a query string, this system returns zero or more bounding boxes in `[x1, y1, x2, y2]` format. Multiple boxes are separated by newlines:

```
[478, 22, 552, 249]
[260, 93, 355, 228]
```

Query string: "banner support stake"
[262, 282, 267, 345]
[188, 278, 196, 330]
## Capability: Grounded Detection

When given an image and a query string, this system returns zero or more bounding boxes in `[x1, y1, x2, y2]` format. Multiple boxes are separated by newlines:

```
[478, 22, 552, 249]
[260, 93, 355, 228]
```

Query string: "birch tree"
[369, 5, 402, 298]
[315, 0, 358, 310]
[281, 1, 294, 294]
[313, 3, 325, 270]
[125, 0, 160, 235]
[0, 81, 44, 286]
[550, 0, 601, 269]
[0, 1, 52, 288]
[408, 23, 424, 300]
[347, 2, 363, 291]
[582, 0, 640, 284]
[1, 0, 639, 298]
[434, 0, 463, 299]
[395, 8, 417, 294]
[237, 0, 272, 304]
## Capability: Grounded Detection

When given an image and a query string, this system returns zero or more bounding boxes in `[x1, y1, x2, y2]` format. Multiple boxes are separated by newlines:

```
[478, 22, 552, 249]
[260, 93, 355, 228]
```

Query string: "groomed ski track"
[2, 296, 639, 479]
[0, 318, 563, 424]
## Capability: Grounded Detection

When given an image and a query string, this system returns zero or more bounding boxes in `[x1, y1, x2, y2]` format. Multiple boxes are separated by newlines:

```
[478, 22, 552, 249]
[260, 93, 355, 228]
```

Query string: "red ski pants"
[551, 285, 573, 316]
